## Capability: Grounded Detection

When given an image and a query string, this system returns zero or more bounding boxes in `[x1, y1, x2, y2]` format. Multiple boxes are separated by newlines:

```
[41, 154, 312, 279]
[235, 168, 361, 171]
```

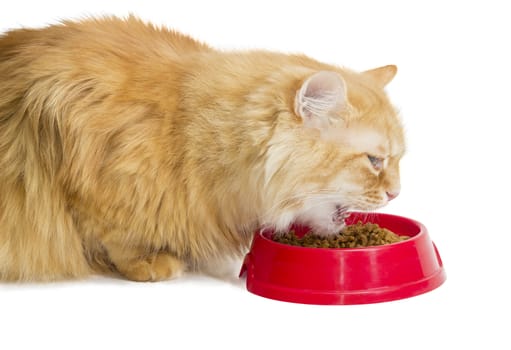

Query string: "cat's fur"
[0, 16, 404, 282]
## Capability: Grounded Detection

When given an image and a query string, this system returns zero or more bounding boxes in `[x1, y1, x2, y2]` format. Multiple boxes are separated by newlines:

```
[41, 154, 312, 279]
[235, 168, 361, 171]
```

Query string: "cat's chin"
[288, 204, 351, 236]
[271, 216, 345, 236]
[308, 221, 346, 236]
[291, 216, 347, 236]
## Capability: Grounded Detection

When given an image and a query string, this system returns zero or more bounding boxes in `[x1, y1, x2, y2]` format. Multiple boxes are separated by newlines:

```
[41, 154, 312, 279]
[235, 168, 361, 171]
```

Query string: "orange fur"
[0, 16, 404, 281]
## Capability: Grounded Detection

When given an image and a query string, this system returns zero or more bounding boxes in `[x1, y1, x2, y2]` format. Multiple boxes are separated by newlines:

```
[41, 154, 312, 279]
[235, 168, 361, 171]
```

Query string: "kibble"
[273, 222, 409, 248]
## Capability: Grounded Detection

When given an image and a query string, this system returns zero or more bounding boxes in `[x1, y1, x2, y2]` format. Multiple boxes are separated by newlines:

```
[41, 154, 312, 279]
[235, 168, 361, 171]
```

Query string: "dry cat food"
[273, 222, 409, 248]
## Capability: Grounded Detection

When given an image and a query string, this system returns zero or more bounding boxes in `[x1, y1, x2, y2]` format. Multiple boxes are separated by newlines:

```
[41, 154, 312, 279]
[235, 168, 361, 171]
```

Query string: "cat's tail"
[0, 181, 91, 282]
[0, 38, 92, 281]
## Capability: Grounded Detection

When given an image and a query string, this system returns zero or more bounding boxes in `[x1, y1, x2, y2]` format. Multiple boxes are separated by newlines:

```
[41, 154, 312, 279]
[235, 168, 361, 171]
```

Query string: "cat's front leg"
[100, 238, 185, 282]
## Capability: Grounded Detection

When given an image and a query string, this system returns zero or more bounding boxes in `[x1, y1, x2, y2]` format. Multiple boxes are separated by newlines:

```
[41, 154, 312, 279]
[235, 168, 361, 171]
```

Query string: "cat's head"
[262, 65, 404, 235]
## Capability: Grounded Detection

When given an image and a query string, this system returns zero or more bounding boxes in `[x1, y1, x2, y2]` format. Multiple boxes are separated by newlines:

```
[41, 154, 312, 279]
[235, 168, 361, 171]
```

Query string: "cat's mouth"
[333, 205, 350, 224]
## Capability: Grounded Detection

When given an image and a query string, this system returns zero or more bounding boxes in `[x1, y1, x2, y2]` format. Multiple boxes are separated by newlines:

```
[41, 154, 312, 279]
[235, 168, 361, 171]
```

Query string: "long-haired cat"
[0, 16, 404, 282]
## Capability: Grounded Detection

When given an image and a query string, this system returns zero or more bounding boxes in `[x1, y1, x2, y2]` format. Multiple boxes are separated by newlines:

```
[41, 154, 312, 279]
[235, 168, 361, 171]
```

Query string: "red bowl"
[239, 212, 446, 305]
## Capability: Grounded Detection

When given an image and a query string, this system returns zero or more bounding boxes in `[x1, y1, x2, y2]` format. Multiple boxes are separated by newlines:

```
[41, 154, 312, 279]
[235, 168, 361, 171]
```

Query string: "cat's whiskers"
[349, 196, 383, 212]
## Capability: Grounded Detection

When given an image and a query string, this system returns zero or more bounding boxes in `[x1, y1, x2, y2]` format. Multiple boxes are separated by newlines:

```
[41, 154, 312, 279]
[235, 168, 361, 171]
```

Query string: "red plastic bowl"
[239, 212, 446, 305]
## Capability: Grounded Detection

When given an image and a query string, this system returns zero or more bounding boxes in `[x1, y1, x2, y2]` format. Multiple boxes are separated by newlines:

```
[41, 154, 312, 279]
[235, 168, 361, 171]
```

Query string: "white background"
[1, 1, 510, 349]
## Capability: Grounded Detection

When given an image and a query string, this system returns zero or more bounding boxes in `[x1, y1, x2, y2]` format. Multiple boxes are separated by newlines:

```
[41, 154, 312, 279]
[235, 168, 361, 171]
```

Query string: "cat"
[0, 16, 404, 282]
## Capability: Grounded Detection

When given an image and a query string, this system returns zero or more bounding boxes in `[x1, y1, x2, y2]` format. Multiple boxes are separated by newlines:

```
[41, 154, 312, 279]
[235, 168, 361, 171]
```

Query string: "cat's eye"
[367, 155, 384, 171]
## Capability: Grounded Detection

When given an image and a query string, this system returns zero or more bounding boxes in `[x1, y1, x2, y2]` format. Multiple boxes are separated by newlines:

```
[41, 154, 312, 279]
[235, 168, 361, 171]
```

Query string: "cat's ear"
[363, 65, 397, 87]
[295, 71, 348, 129]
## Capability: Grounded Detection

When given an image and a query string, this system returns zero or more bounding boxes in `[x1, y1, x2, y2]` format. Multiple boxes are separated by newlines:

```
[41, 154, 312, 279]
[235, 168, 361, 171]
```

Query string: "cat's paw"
[120, 253, 184, 282]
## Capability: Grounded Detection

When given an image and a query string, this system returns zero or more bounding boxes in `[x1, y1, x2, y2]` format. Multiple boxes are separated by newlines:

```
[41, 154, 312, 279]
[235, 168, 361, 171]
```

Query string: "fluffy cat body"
[0, 16, 404, 281]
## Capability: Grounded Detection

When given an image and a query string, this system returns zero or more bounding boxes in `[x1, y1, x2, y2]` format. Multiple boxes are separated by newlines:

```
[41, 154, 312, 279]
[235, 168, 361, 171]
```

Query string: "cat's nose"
[386, 191, 399, 201]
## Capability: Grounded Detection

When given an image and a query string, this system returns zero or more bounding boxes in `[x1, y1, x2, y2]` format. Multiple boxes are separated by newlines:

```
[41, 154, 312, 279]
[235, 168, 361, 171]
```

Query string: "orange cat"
[0, 16, 404, 282]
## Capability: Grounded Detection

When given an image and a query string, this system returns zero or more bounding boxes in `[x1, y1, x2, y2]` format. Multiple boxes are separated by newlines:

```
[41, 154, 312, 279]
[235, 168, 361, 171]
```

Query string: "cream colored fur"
[0, 16, 404, 281]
